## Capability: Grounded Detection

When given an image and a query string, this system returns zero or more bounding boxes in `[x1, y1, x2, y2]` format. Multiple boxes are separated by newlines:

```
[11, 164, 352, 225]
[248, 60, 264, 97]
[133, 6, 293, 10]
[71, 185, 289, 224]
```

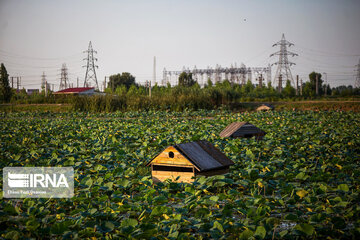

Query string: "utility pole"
[10, 76, 20, 90]
[259, 74, 263, 88]
[300, 79, 303, 96]
[270, 34, 298, 88]
[323, 72, 327, 96]
[153, 56, 156, 86]
[41, 72, 47, 91]
[45, 80, 48, 96]
[149, 80, 152, 97]
[267, 63, 271, 86]
[296, 75, 299, 96]
[278, 74, 282, 93]
[104, 76, 107, 91]
[83, 41, 99, 90]
[145, 80, 151, 97]
[355, 59, 360, 88]
[316, 74, 319, 95]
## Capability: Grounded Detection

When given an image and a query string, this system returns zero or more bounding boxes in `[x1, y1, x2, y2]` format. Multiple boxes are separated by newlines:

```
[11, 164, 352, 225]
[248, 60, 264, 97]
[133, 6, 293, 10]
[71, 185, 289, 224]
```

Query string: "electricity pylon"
[59, 63, 68, 90]
[270, 34, 298, 88]
[83, 41, 99, 89]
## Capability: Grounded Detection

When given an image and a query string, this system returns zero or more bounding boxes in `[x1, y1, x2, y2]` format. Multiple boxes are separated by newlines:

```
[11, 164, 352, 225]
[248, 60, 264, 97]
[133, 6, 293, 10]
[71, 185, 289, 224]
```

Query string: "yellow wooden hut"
[220, 122, 266, 140]
[146, 140, 234, 183]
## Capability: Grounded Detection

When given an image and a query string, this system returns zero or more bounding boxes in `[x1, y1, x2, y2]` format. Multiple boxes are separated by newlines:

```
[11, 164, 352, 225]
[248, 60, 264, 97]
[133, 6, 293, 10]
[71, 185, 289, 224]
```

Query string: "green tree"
[115, 85, 127, 95]
[308, 72, 324, 95]
[282, 80, 296, 97]
[127, 84, 139, 96]
[178, 72, 196, 87]
[205, 78, 213, 88]
[108, 72, 136, 91]
[303, 82, 314, 97]
[244, 79, 255, 93]
[325, 84, 332, 96]
[0, 63, 12, 102]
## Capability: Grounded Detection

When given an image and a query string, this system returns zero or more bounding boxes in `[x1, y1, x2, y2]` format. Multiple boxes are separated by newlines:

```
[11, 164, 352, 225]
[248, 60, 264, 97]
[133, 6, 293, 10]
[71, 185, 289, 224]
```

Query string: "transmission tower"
[356, 59, 360, 88]
[59, 63, 69, 90]
[83, 41, 99, 89]
[270, 34, 298, 88]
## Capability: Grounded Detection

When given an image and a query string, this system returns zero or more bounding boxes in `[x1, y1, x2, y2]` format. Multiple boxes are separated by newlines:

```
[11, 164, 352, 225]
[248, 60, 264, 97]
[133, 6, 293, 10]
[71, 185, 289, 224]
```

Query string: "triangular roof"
[220, 122, 265, 138]
[147, 140, 234, 172]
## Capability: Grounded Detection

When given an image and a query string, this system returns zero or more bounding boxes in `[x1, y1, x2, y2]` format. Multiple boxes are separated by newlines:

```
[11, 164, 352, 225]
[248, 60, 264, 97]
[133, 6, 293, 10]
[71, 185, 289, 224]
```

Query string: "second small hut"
[220, 122, 266, 140]
[256, 103, 275, 111]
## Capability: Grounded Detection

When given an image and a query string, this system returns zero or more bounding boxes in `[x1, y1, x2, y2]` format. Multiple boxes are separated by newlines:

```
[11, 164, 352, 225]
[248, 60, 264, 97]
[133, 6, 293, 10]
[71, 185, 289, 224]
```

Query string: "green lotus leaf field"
[0, 110, 359, 239]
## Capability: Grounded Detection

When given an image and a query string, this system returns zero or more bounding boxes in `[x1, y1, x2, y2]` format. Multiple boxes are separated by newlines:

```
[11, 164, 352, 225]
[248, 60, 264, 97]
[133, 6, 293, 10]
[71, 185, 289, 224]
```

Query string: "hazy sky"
[0, 0, 359, 90]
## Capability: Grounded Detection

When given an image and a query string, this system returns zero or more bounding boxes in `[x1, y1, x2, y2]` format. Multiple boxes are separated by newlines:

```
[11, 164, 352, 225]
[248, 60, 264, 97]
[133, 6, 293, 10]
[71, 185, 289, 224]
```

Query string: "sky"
[0, 0, 359, 91]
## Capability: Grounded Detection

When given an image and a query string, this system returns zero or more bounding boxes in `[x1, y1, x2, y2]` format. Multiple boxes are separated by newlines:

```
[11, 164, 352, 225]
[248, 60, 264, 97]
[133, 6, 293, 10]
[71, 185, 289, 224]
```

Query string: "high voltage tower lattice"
[83, 41, 99, 90]
[59, 63, 68, 90]
[163, 64, 271, 87]
[356, 59, 360, 88]
[270, 34, 298, 88]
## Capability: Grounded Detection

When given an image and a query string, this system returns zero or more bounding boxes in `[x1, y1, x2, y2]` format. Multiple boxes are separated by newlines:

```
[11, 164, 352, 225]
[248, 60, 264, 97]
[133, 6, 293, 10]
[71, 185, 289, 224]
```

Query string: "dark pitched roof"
[219, 122, 246, 138]
[147, 140, 234, 172]
[220, 122, 265, 138]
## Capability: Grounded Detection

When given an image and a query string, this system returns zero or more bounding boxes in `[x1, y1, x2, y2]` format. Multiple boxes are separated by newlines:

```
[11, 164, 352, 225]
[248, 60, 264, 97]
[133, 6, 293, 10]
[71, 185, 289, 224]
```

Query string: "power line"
[296, 44, 360, 57]
[0, 60, 63, 69]
[0, 49, 83, 61]
[296, 54, 355, 68]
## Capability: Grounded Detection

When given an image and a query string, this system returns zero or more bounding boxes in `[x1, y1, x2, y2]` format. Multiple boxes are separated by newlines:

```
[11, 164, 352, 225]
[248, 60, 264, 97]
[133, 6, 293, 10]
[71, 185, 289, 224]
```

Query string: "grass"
[0, 104, 71, 112]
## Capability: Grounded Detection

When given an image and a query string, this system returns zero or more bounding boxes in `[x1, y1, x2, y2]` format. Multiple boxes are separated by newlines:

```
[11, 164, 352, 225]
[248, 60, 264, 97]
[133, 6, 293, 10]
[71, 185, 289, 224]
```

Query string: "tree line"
[1, 63, 359, 111]
[105, 71, 358, 99]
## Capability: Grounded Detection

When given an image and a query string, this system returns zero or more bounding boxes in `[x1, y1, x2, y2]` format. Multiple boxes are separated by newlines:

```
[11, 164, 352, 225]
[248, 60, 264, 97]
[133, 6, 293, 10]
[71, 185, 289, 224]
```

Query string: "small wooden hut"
[220, 122, 266, 140]
[146, 140, 234, 183]
[256, 103, 275, 111]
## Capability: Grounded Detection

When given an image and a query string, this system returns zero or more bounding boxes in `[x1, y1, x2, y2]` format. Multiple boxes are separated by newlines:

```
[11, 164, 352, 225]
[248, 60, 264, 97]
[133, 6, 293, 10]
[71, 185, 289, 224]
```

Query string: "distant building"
[27, 89, 39, 95]
[54, 87, 95, 96]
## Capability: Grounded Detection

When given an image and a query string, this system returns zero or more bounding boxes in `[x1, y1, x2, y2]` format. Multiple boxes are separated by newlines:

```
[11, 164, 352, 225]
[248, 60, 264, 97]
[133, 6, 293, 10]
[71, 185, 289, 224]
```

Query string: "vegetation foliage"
[71, 75, 359, 112]
[0, 110, 359, 239]
[0, 63, 12, 103]
[1, 61, 359, 109]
